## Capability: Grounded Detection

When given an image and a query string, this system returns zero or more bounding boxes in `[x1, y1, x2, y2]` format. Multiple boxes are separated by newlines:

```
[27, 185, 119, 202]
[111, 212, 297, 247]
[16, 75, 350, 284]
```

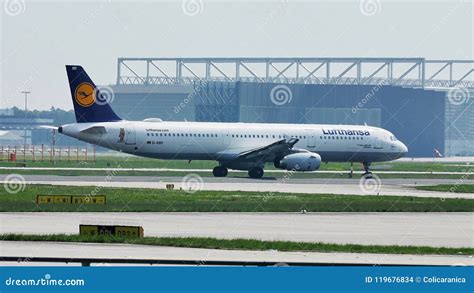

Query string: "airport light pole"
[21, 91, 30, 163]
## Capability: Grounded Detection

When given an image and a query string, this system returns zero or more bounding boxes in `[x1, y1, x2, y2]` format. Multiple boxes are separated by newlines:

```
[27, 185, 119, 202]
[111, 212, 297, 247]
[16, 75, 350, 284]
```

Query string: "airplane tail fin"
[66, 65, 121, 123]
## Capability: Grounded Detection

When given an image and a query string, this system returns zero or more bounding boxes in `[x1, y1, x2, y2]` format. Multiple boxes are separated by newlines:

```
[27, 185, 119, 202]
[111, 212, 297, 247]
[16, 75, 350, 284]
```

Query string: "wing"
[217, 138, 299, 162]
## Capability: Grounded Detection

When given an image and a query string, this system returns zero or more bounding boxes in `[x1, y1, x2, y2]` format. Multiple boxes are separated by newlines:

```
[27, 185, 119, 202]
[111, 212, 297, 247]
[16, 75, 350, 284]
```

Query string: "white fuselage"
[60, 120, 408, 166]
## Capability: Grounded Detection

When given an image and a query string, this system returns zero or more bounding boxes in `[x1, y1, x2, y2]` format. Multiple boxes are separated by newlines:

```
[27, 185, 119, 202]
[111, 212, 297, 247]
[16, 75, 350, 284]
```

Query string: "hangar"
[108, 57, 473, 157]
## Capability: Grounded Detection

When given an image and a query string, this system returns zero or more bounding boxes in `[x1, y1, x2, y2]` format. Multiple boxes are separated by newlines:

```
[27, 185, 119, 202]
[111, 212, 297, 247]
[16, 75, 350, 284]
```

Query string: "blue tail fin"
[66, 65, 121, 123]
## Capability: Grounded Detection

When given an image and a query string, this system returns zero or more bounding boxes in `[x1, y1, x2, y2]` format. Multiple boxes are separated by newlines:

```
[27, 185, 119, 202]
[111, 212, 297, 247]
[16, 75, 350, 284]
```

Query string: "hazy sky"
[1, 0, 472, 110]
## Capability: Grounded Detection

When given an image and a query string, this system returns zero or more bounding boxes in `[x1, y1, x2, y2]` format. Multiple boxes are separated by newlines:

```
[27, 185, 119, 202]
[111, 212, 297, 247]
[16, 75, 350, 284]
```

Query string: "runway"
[1, 212, 472, 248]
[2, 174, 473, 198]
[1, 241, 471, 266]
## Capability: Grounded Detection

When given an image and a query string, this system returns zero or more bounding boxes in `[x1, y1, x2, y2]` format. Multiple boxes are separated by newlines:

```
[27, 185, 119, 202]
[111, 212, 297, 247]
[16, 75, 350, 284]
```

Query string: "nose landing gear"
[362, 162, 373, 178]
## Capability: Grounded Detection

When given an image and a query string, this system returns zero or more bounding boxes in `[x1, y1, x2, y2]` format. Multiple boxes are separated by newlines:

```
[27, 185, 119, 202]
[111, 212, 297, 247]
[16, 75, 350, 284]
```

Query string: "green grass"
[0, 184, 472, 212]
[1, 234, 471, 255]
[2, 156, 473, 179]
[1, 155, 473, 173]
[416, 184, 474, 193]
[0, 156, 216, 169]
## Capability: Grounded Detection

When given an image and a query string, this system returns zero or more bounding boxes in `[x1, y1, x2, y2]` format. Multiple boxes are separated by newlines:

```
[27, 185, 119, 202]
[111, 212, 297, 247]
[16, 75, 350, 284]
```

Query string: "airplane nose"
[400, 142, 408, 154]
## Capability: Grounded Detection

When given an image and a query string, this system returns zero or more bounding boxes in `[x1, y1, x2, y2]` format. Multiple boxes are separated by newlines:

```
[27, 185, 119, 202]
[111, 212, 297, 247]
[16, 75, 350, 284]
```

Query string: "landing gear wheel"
[212, 166, 228, 177]
[363, 172, 373, 179]
[362, 162, 373, 179]
[248, 167, 264, 179]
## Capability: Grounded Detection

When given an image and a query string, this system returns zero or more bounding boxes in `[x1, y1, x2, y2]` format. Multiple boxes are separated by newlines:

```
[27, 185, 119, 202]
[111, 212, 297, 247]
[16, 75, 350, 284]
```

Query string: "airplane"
[57, 65, 408, 178]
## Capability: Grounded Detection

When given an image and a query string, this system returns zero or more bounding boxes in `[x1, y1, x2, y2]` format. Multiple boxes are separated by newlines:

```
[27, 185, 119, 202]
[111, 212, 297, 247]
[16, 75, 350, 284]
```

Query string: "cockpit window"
[390, 135, 398, 141]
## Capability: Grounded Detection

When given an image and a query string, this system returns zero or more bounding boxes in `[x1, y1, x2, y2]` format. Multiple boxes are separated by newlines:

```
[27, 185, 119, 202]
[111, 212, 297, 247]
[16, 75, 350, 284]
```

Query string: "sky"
[1, 0, 472, 110]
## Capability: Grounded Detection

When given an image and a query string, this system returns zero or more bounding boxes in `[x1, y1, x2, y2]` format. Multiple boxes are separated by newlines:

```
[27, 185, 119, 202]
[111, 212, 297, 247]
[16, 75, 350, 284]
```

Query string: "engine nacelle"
[279, 152, 321, 171]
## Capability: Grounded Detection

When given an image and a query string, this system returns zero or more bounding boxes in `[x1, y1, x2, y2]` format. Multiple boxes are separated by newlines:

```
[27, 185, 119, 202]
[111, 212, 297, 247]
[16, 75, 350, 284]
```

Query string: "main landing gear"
[362, 162, 373, 178]
[212, 165, 264, 179]
[248, 167, 264, 179]
[212, 166, 228, 177]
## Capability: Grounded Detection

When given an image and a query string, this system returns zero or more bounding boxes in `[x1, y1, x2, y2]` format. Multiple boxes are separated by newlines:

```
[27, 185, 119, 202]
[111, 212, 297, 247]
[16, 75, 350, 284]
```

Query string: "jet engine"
[278, 152, 321, 171]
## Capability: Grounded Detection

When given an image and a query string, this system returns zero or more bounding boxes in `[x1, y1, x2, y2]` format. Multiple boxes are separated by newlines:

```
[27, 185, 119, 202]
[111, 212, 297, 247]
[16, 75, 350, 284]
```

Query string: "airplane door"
[125, 124, 136, 145]
[306, 130, 315, 148]
[222, 131, 230, 146]
[373, 137, 383, 149]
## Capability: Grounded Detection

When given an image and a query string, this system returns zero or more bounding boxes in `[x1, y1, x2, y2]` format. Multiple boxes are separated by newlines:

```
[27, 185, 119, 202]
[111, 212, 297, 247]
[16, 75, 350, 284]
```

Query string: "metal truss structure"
[116, 57, 474, 88]
[194, 81, 239, 122]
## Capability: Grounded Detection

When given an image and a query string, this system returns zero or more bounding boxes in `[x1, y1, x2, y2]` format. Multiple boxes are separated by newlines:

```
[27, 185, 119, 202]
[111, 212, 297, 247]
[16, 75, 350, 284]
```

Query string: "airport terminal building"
[107, 57, 473, 157]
